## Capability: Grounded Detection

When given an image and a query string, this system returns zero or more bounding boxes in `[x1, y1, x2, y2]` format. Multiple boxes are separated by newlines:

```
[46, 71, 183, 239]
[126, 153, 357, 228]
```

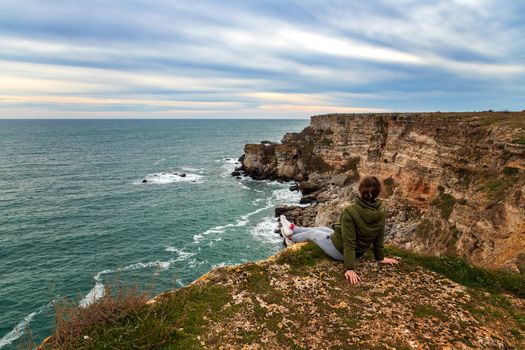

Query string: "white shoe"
[279, 215, 294, 238]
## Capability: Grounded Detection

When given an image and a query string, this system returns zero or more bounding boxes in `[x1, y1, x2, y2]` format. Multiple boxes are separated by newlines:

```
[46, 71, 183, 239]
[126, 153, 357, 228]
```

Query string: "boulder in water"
[142, 179, 148, 183]
[180, 173, 187, 177]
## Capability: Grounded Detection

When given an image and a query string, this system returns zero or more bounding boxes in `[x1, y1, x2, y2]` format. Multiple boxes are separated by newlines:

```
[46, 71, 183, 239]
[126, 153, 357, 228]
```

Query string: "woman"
[280, 176, 398, 284]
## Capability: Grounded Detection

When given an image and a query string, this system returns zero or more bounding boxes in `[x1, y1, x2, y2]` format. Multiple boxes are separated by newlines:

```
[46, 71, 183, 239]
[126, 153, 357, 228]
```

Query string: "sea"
[0, 119, 309, 349]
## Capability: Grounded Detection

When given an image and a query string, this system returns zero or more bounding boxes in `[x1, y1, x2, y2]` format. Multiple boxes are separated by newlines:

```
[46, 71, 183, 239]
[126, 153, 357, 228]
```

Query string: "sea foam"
[0, 304, 50, 348]
[135, 171, 203, 185]
[250, 216, 282, 244]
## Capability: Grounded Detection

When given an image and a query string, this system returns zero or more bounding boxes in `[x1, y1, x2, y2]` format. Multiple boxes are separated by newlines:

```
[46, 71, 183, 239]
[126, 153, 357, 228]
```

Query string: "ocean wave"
[0, 304, 50, 349]
[180, 166, 204, 173]
[217, 157, 242, 177]
[250, 217, 282, 244]
[192, 185, 301, 244]
[193, 216, 250, 243]
[79, 269, 112, 308]
[268, 187, 302, 205]
[134, 171, 203, 185]
[165, 246, 197, 262]
[80, 246, 204, 307]
[153, 155, 177, 165]
[80, 259, 177, 307]
[250, 216, 282, 244]
[220, 157, 240, 165]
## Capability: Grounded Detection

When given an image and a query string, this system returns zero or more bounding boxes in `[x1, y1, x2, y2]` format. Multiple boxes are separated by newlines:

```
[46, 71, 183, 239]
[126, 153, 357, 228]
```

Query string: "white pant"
[291, 226, 344, 261]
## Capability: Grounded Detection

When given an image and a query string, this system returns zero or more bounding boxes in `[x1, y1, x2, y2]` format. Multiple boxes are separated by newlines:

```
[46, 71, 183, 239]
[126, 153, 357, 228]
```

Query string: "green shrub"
[385, 246, 525, 299]
[431, 193, 456, 220]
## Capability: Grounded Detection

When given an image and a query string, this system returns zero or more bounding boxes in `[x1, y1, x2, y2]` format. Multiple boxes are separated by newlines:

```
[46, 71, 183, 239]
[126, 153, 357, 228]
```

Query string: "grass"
[413, 304, 446, 319]
[477, 179, 509, 205]
[431, 192, 456, 220]
[51, 283, 151, 348]
[275, 242, 328, 271]
[40, 282, 233, 350]
[510, 328, 524, 341]
[503, 167, 519, 176]
[512, 135, 525, 145]
[385, 246, 525, 299]
[35, 243, 525, 349]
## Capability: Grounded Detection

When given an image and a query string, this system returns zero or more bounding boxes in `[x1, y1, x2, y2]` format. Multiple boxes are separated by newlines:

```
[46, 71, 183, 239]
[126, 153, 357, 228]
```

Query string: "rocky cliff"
[37, 243, 525, 349]
[238, 112, 525, 272]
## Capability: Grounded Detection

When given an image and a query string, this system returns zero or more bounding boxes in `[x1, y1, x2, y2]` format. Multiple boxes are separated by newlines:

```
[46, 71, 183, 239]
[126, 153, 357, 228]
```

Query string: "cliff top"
[310, 111, 525, 129]
[40, 243, 525, 350]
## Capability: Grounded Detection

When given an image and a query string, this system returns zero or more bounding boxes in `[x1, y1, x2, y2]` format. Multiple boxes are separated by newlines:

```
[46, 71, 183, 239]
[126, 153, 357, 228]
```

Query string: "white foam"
[79, 269, 111, 307]
[269, 188, 302, 204]
[250, 198, 264, 205]
[157, 261, 170, 270]
[211, 262, 228, 269]
[192, 186, 300, 244]
[218, 157, 242, 178]
[166, 247, 197, 262]
[79, 258, 184, 307]
[135, 171, 203, 185]
[250, 217, 282, 244]
[180, 166, 204, 173]
[153, 158, 166, 165]
[193, 217, 250, 243]
[220, 158, 240, 165]
[175, 280, 185, 288]
[0, 304, 49, 348]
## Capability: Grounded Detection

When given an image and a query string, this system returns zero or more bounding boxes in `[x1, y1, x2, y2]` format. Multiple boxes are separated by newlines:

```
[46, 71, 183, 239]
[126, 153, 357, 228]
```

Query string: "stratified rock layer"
[239, 112, 525, 271]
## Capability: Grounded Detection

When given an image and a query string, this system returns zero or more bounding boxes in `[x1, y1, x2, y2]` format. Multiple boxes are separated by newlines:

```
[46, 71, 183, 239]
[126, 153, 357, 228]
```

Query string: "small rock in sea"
[180, 173, 187, 177]
[289, 184, 300, 191]
[231, 170, 241, 177]
[142, 179, 148, 183]
[154, 174, 158, 176]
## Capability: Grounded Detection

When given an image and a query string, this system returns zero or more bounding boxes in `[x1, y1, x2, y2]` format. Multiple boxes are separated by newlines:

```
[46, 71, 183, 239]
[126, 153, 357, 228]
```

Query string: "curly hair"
[358, 176, 381, 202]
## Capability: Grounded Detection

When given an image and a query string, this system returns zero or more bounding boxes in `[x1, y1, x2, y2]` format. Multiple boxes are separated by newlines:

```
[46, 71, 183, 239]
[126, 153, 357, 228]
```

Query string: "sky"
[0, 0, 524, 119]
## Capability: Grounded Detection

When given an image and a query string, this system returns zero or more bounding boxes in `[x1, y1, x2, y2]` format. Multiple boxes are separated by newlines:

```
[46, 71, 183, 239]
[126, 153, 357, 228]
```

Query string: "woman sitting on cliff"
[280, 176, 398, 284]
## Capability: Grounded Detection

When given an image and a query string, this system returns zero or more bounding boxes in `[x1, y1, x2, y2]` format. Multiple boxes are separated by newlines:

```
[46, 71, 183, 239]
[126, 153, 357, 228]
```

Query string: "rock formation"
[237, 112, 525, 272]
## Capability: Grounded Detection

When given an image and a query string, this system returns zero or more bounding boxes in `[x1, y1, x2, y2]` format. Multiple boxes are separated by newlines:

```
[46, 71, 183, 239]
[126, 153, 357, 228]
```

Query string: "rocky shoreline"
[234, 112, 525, 272]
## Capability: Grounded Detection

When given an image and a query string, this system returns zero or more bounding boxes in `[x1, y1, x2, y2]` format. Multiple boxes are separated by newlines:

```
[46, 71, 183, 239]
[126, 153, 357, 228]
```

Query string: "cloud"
[0, 0, 524, 118]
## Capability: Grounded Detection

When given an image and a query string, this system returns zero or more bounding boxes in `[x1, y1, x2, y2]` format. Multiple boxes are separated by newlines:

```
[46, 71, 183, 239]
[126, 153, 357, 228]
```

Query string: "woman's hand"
[379, 258, 399, 265]
[344, 270, 361, 284]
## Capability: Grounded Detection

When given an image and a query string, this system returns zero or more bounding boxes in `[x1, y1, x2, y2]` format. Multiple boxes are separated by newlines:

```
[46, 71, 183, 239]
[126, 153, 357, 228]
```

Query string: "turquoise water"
[0, 119, 308, 348]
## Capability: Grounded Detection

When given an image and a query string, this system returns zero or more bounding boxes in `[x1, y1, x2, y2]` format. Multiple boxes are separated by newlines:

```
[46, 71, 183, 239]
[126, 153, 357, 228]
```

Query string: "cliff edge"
[238, 112, 525, 272]
[38, 243, 525, 349]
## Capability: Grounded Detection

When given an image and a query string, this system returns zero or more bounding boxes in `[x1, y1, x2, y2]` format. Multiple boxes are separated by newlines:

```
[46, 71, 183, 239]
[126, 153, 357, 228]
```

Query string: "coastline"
[31, 112, 525, 348]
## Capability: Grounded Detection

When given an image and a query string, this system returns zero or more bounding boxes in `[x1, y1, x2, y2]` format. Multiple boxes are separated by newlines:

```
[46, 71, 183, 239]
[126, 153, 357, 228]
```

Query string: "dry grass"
[48, 283, 150, 349]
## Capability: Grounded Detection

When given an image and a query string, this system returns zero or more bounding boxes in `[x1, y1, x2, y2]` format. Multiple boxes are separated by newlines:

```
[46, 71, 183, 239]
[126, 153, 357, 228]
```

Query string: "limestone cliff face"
[239, 112, 525, 272]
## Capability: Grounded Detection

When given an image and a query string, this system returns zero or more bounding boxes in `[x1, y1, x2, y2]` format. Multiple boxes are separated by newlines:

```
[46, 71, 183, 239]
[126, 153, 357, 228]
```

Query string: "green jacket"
[331, 197, 386, 270]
